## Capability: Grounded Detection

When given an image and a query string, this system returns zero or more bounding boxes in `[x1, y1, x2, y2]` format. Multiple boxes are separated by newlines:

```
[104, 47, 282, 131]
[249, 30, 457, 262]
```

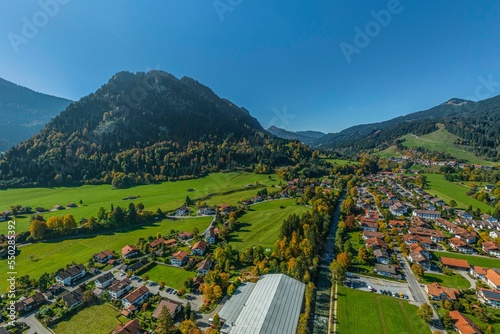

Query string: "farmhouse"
[93, 249, 113, 263]
[56, 264, 86, 285]
[440, 257, 470, 271]
[171, 250, 189, 267]
[218, 274, 305, 334]
[152, 299, 182, 319]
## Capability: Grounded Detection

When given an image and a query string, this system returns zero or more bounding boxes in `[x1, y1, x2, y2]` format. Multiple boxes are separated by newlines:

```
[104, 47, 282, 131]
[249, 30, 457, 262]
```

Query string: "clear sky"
[1, 0, 500, 133]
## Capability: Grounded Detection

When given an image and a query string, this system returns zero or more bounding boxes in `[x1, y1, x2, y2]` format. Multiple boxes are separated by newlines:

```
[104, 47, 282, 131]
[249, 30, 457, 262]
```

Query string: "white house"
[56, 264, 86, 286]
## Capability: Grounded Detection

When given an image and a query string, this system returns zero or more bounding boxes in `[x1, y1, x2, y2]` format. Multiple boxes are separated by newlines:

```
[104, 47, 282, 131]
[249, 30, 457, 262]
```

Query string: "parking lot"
[343, 273, 413, 301]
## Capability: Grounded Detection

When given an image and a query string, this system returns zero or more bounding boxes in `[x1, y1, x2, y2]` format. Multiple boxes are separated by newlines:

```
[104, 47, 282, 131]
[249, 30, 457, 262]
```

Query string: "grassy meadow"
[228, 199, 310, 251]
[0, 172, 280, 234]
[424, 173, 492, 212]
[336, 285, 430, 334]
[52, 303, 121, 334]
[432, 251, 500, 269]
[141, 264, 194, 290]
[420, 272, 470, 290]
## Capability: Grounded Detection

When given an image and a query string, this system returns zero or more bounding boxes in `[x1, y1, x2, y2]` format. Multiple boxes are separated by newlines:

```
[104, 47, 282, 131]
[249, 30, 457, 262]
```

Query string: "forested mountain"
[0, 77, 72, 152]
[267, 126, 325, 145]
[0, 71, 317, 188]
[316, 96, 500, 161]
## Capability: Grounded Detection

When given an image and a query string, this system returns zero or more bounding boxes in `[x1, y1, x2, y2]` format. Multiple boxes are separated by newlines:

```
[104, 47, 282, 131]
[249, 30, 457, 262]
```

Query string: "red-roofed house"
[171, 250, 188, 267]
[440, 257, 470, 270]
[191, 240, 207, 255]
[449, 310, 482, 334]
[425, 282, 460, 301]
[121, 245, 139, 259]
[486, 269, 500, 290]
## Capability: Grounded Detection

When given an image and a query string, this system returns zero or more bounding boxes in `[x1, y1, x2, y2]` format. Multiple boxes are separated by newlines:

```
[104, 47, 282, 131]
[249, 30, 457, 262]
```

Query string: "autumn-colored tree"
[357, 247, 369, 265]
[62, 214, 77, 233]
[30, 220, 47, 239]
[330, 260, 346, 283]
[213, 285, 223, 300]
[336, 252, 351, 269]
[411, 263, 424, 278]
[417, 303, 433, 323]
[227, 284, 236, 297]
[345, 214, 356, 230]
[46, 216, 63, 231]
[156, 306, 177, 334]
[178, 320, 198, 334]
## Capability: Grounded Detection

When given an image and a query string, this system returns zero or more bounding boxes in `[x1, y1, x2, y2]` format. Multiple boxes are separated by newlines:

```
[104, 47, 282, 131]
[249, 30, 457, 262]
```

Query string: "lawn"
[323, 158, 360, 166]
[336, 285, 430, 334]
[432, 251, 500, 269]
[375, 145, 403, 158]
[424, 173, 492, 212]
[0, 171, 279, 234]
[228, 199, 310, 251]
[142, 264, 194, 290]
[347, 231, 364, 250]
[420, 273, 470, 290]
[0, 216, 212, 291]
[52, 302, 121, 334]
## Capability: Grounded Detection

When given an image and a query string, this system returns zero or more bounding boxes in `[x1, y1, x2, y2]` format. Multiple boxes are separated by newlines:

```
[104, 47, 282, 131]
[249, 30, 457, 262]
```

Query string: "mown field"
[228, 199, 310, 251]
[336, 285, 430, 334]
[141, 264, 194, 290]
[0, 171, 279, 234]
[52, 302, 121, 334]
[424, 173, 492, 212]
[0, 216, 211, 291]
[432, 251, 500, 269]
[420, 272, 470, 290]
[323, 158, 360, 166]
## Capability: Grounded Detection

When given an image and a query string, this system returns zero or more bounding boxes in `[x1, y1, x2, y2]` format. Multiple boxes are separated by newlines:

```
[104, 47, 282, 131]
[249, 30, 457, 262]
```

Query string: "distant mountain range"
[0, 77, 72, 152]
[267, 126, 325, 145]
[0, 71, 314, 187]
[269, 97, 500, 161]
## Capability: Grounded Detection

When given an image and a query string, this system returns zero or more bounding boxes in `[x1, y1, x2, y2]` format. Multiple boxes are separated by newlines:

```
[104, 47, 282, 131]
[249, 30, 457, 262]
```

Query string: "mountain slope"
[267, 126, 325, 145]
[0, 78, 72, 151]
[0, 71, 313, 187]
[318, 96, 500, 161]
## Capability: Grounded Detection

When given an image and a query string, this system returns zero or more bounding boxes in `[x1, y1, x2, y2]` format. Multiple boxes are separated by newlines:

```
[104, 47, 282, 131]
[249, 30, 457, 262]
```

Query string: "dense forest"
[0, 71, 323, 188]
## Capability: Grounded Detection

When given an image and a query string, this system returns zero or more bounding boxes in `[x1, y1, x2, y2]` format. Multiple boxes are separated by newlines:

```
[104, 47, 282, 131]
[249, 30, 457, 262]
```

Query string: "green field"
[401, 128, 495, 166]
[0, 217, 211, 291]
[52, 303, 121, 334]
[376, 145, 403, 158]
[142, 264, 194, 290]
[229, 199, 310, 251]
[433, 251, 500, 269]
[424, 173, 492, 212]
[0, 172, 279, 234]
[323, 158, 360, 166]
[420, 273, 470, 290]
[337, 285, 430, 334]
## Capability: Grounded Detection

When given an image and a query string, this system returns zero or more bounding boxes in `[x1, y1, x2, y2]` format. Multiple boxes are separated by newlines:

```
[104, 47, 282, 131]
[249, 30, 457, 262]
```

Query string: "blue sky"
[1, 0, 500, 133]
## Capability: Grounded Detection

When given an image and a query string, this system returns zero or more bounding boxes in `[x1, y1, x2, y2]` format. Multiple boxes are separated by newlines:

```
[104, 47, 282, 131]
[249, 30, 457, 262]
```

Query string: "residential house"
[94, 272, 115, 289]
[109, 278, 132, 299]
[455, 229, 477, 244]
[56, 264, 86, 285]
[490, 231, 500, 239]
[93, 249, 113, 263]
[175, 207, 190, 216]
[14, 292, 46, 314]
[440, 257, 470, 271]
[425, 282, 460, 301]
[122, 286, 149, 308]
[389, 202, 407, 217]
[482, 241, 500, 258]
[152, 299, 182, 319]
[206, 227, 217, 244]
[149, 238, 165, 250]
[365, 237, 388, 250]
[127, 258, 150, 273]
[389, 220, 407, 229]
[402, 234, 418, 245]
[121, 245, 139, 259]
[62, 289, 84, 309]
[477, 288, 500, 308]
[486, 269, 500, 290]
[449, 310, 482, 334]
[456, 211, 473, 219]
[374, 264, 397, 278]
[470, 266, 488, 281]
[197, 207, 216, 215]
[361, 221, 378, 232]
[408, 227, 445, 243]
[191, 240, 207, 256]
[197, 259, 212, 276]
[112, 319, 145, 334]
[373, 248, 390, 265]
[362, 230, 384, 240]
[414, 236, 434, 250]
[449, 237, 475, 254]
[164, 238, 177, 247]
[408, 251, 431, 271]
[482, 214, 499, 224]
[412, 209, 440, 220]
[171, 250, 188, 267]
[178, 231, 193, 240]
